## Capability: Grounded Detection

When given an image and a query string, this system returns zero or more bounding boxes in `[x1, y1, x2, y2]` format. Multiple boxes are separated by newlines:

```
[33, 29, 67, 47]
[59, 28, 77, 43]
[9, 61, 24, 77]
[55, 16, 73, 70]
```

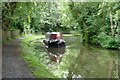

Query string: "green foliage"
[98, 32, 118, 48]
[2, 2, 119, 48]
[2, 2, 74, 34]
[66, 2, 119, 49]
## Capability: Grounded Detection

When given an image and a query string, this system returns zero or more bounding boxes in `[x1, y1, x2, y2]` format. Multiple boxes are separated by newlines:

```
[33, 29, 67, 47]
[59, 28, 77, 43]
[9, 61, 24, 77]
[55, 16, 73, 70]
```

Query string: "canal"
[32, 35, 118, 78]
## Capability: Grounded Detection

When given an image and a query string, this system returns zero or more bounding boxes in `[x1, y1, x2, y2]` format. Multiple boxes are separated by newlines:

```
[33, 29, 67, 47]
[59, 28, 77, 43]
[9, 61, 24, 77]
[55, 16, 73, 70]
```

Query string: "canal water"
[33, 35, 119, 78]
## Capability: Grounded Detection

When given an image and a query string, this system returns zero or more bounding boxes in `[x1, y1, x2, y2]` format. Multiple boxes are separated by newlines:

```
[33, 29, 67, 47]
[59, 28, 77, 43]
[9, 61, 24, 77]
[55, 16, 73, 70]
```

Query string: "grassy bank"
[20, 34, 57, 78]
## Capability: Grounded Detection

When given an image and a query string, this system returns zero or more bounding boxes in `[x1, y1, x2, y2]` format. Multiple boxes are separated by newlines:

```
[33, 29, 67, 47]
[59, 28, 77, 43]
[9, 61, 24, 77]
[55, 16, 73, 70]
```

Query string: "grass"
[20, 34, 57, 78]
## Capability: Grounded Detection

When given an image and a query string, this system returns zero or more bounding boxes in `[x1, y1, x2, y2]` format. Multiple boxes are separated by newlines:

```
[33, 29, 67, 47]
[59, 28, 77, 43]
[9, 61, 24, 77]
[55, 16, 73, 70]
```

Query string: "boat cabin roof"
[46, 32, 61, 34]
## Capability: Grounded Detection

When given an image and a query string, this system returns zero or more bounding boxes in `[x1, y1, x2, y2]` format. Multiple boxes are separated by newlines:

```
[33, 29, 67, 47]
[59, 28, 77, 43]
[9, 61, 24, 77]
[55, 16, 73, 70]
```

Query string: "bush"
[98, 32, 118, 49]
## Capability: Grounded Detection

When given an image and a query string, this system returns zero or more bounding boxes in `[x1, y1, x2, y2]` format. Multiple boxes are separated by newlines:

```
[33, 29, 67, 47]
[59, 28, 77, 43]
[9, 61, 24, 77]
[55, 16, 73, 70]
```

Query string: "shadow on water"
[32, 35, 119, 78]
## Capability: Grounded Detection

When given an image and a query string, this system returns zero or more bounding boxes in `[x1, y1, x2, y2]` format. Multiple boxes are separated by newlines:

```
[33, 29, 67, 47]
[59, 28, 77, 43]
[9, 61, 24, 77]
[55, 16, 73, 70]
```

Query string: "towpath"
[2, 38, 34, 78]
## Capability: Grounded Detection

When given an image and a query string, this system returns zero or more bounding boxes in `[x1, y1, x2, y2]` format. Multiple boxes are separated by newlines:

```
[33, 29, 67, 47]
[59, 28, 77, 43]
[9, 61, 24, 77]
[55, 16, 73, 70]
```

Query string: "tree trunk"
[109, 10, 114, 37]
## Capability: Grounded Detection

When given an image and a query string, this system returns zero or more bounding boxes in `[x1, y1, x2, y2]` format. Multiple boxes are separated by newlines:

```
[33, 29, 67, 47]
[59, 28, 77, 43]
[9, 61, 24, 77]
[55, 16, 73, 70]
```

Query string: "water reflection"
[60, 36, 118, 78]
[46, 47, 66, 63]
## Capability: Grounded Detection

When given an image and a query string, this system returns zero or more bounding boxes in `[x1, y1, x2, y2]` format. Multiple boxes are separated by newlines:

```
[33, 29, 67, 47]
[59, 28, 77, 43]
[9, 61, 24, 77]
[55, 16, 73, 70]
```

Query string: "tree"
[63, 2, 119, 49]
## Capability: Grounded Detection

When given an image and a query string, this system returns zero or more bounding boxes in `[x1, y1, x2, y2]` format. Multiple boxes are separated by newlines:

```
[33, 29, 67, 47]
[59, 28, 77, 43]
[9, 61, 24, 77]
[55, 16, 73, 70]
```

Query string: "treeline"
[2, 2, 120, 49]
[2, 2, 70, 34]
[64, 2, 120, 49]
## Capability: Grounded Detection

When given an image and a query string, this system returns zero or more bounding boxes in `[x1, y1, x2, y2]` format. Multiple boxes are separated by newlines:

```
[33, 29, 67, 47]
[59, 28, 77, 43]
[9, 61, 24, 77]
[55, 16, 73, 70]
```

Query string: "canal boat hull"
[43, 32, 66, 48]
[43, 39, 66, 48]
